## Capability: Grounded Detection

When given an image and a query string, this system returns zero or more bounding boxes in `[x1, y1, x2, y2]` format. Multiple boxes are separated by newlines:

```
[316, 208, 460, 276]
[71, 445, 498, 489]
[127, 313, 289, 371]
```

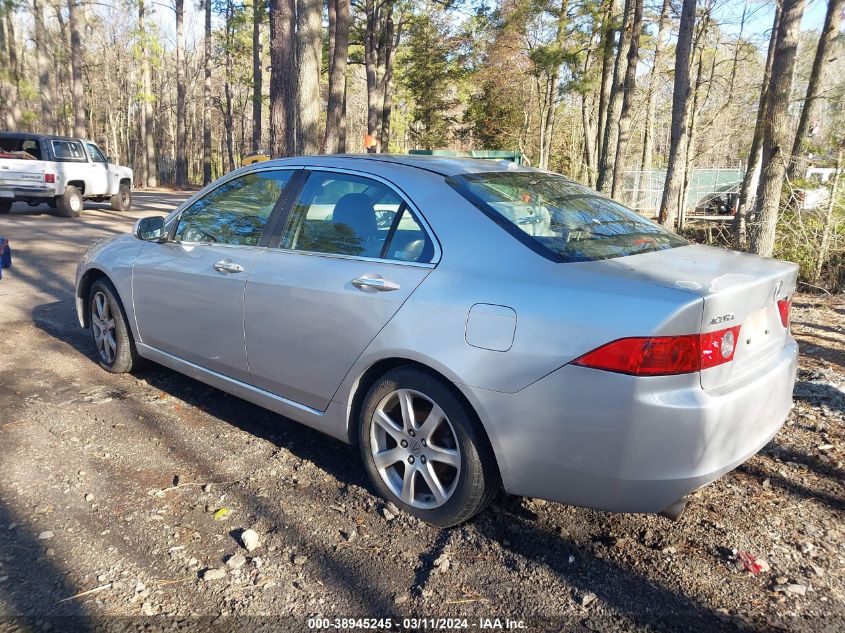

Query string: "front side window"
[448, 172, 688, 262]
[51, 140, 86, 161]
[86, 144, 107, 163]
[174, 170, 293, 246]
[281, 172, 433, 262]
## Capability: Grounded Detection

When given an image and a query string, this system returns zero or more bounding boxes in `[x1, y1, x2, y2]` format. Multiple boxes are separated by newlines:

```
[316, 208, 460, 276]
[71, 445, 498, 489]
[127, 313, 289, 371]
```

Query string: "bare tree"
[140, 0, 156, 186]
[657, 0, 696, 228]
[609, 0, 643, 198]
[324, 0, 349, 153]
[364, 0, 400, 152]
[297, 0, 322, 154]
[788, 0, 844, 179]
[252, 0, 264, 151]
[595, 0, 617, 164]
[203, 0, 212, 183]
[637, 0, 670, 180]
[732, 2, 780, 246]
[175, 0, 187, 185]
[596, 0, 634, 193]
[67, 0, 85, 137]
[33, 0, 55, 133]
[269, 0, 296, 156]
[751, 0, 806, 257]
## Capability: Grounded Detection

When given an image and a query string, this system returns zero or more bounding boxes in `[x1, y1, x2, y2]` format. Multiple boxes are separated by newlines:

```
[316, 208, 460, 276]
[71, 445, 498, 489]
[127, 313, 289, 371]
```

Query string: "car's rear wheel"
[110, 184, 131, 211]
[359, 367, 499, 527]
[88, 278, 142, 373]
[57, 186, 83, 218]
[0, 200, 11, 214]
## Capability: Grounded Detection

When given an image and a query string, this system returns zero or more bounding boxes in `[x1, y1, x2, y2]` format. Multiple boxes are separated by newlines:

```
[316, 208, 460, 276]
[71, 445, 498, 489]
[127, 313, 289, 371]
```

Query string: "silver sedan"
[75, 156, 799, 526]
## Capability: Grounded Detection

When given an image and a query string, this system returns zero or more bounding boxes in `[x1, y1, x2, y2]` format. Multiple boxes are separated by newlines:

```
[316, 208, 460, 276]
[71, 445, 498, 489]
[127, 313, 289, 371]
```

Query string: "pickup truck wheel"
[0, 200, 11, 214]
[57, 186, 83, 218]
[110, 184, 131, 211]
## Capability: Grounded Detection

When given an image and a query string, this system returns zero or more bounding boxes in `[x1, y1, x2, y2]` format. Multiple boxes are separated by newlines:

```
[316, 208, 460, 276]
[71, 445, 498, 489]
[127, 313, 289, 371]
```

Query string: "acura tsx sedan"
[75, 155, 799, 526]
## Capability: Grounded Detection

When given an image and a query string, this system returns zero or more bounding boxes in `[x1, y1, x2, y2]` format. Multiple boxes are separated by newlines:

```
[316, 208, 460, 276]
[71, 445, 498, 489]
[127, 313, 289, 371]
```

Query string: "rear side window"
[51, 140, 86, 161]
[0, 137, 42, 159]
[448, 172, 687, 262]
[281, 172, 433, 262]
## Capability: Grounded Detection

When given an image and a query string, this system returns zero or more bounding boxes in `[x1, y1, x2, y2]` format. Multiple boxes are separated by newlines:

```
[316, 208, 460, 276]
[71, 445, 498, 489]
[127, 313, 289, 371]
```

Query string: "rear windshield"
[447, 171, 688, 262]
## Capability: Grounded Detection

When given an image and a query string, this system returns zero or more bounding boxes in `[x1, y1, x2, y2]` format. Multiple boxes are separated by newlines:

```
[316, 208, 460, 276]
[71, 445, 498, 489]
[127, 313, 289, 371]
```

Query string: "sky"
[137, 0, 835, 54]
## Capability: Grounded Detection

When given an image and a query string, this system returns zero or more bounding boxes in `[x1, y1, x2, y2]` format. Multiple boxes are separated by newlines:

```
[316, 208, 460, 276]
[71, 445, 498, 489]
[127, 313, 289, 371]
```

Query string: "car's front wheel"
[88, 278, 142, 373]
[359, 367, 499, 527]
[0, 200, 11, 214]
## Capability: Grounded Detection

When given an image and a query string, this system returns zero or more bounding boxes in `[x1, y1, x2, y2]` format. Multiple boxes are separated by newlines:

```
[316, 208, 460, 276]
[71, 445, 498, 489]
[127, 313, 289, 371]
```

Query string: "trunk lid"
[596, 244, 798, 389]
[0, 158, 46, 189]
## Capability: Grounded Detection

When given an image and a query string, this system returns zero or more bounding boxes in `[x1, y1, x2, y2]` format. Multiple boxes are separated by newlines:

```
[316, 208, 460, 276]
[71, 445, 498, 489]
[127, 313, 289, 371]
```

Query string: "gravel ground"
[0, 198, 843, 632]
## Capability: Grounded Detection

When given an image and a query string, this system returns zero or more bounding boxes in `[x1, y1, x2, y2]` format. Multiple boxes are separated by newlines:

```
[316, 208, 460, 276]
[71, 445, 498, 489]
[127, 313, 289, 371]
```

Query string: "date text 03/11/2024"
[307, 617, 528, 630]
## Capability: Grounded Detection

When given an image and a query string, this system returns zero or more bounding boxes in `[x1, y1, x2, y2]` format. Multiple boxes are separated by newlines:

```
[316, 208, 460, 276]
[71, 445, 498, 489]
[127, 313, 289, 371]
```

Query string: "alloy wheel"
[91, 291, 117, 364]
[369, 388, 461, 509]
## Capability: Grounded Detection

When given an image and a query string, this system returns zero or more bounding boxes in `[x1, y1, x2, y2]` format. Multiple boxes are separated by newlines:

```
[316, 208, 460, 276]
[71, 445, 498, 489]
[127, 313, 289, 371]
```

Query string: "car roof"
[263, 154, 535, 177]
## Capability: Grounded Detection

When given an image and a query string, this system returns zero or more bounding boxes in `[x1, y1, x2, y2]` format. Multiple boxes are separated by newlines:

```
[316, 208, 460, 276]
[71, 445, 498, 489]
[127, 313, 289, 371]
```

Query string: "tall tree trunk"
[296, 0, 321, 154]
[33, 0, 55, 133]
[787, 0, 844, 179]
[252, 0, 264, 151]
[224, 0, 236, 171]
[732, 2, 780, 246]
[364, 0, 382, 150]
[67, 0, 85, 137]
[141, 0, 156, 186]
[637, 0, 670, 200]
[175, 0, 186, 185]
[596, 0, 633, 193]
[137, 0, 149, 185]
[595, 0, 617, 165]
[657, 0, 696, 228]
[203, 0, 212, 184]
[751, 0, 806, 257]
[324, 0, 349, 153]
[270, 0, 297, 156]
[378, 11, 398, 152]
[609, 0, 643, 199]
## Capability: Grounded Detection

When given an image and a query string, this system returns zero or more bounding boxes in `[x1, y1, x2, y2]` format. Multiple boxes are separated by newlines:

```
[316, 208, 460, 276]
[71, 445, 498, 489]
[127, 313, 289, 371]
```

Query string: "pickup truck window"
[51, 140, 86, 162]
[86, 144, 107, 163]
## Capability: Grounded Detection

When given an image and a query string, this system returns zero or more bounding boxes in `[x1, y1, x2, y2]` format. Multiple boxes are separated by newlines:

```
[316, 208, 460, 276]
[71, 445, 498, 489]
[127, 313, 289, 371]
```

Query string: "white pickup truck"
[0, 132, 133, 218]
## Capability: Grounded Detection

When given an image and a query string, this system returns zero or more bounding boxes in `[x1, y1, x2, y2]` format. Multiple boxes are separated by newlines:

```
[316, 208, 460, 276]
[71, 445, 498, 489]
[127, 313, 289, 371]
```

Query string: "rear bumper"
[0, 186, 55, 199]
[467, 337, 798, 513]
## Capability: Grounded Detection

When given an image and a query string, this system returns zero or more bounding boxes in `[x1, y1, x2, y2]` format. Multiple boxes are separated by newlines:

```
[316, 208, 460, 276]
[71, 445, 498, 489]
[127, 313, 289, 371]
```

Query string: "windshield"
[448, 171, 688, 263]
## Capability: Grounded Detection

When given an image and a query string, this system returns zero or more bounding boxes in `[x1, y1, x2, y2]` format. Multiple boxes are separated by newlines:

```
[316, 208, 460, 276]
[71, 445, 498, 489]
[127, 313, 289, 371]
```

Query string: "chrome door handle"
[352, 275, 400, 292]
[213, 260, 245, 274]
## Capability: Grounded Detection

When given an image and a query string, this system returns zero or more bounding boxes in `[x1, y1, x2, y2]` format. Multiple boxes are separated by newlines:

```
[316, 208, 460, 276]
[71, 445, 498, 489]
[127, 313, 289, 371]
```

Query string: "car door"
[84, 143, 110, 195]
[244, 169, 438, 411]
[132, 168, 297, 382]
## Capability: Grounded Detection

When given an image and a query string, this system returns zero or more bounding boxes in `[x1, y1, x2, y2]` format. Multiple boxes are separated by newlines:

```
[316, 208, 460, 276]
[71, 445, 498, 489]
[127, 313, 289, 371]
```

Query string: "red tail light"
[777, 298, 791, 328]
[44, 172, 55, 183]
[573, 326, 742, 376]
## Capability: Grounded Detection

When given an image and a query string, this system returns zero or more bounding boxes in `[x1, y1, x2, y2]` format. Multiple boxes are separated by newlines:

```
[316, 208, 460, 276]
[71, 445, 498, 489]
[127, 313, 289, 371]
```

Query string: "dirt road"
[0, 195, 843, 631]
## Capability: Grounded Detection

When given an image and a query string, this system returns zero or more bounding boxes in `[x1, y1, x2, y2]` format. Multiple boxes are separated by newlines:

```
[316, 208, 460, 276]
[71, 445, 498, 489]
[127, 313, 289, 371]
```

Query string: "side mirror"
[134, 216, 166, 242]
[105, 156, 113, 164]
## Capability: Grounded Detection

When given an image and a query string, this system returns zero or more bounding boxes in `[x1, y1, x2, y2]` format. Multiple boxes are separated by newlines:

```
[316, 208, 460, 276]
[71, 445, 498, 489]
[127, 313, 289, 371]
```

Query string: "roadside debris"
[240, 529, 260, 552]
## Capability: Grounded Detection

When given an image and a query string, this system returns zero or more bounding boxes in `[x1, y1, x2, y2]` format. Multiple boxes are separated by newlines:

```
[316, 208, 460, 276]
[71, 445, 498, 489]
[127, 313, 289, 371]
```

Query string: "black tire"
[110, 184, 132, 211]
[359, 367, 499, 527]
[57, 185, 83, 218]
[0, 200, 11, 214]
[88, 278, 143, 373]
